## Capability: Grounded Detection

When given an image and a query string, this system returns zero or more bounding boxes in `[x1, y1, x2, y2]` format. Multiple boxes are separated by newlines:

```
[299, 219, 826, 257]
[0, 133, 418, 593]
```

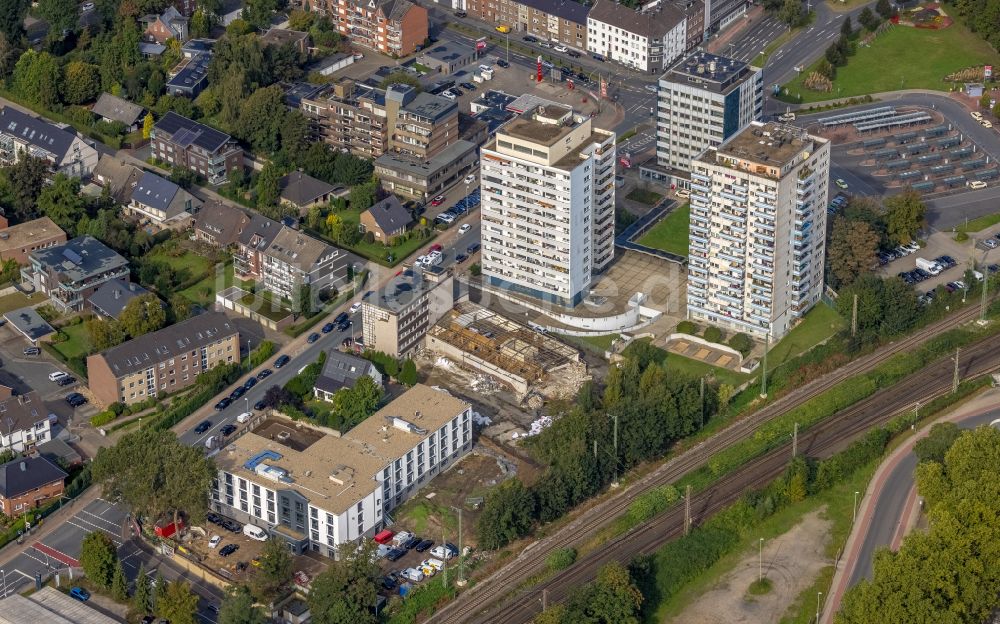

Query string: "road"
[432, 299, 994, 623]
[453, 323, 1000, 624]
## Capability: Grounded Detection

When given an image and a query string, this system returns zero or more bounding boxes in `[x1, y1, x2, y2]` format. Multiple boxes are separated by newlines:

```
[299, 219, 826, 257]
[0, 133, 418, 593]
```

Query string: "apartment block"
[587, 0, 699, 73]
[466, 0, 589, 50]
[0, 107, 99, 178]
[260, 226, 349, 302]
[362, 265, 454, 357]
[209, 384, 473, 556]
[86, 311, 240, 407]
[0, 217, 66, 266]
[313, 0, 428, 57]
[644, 51, 762, 186]
[687, 122, 830, 340]
[479, 104, 616, 307]
[0, 389, 52, 453]
[151, 112, 244, 184]
[21, 236, 130, 313]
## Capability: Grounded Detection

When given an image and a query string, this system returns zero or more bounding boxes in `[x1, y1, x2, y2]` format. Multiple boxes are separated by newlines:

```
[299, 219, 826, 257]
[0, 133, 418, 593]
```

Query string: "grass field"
[665, 352, 749, 387]
[955, 211, 1000, 235]
[310, 208, 435, 266]
[51, 322, 92, 361]
[637, 203, 690, 256]
[768, 303, 844, 369]
[781, 22, 1000, 103]
[0, 291, 36, 315]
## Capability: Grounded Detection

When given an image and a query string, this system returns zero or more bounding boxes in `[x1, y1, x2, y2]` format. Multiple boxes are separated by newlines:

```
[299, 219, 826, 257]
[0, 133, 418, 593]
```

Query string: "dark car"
[194, 420, 212, 434]
[592, 53, 606, 61]
[322, 322, 336, 334]
[243, 377, 257, 390]
[460, 82, 477, 91]
[496, 59, 510, 68]
[257, 368, 272, 380]
[467, 242, 481, 254]
[414, 539, 434, 552]
[254, 399, 268, 411]
[454, 9, 466, 16]
[386, 547, 407, 561]
[523, 35, 538, 43]
[307, 333, 320, 344]
[382, 575, 397, 590]
[338, 321, 351, 332]
[223, 519, 241, 532]
[70, 587, 90, 601]
[220, 424, 237, 437]
[567, 50, 581, 58]
[274, 355, 291, 368]
[455, 253, 468, 263]
[230, 386, 245, 400]
[215, 397, 232, 411]
[402, 536, 421, 549]
[56, 376, 76, 386]
[335, 312, 349, 324]
[66, 393, 86, 407]
[219, 544, 239, 557]
[207, 512, 222, 524]
[342, 337, 353, 349]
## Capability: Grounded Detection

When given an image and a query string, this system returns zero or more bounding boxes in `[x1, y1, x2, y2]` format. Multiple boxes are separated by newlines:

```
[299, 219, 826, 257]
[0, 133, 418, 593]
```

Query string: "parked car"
[220, 424, 237, 437]
[219, 544, 240, 557]
[402, 536, 422, 549]
[209, 535, 222, 549]
[386, 547, 407, 561]
[464, 173, 477, 184]
[592, 53, 606, 61]
[431, 544, 457, 559]
[56, 376, 76, 386]
[431, 195, 446, 206]
[496, 59, 510, 68]
[522, 35, 538, 43]
[243, 377, 257, 391]
[349, 302, 362, 315]
[307, 333, 320, 344]
[70, 587, 90, 601]
[467, 242, 481, 254]
[454, 10, 466, 16]
[23, 347, 40, 356]
[455, 253, 468, 263]
[835, 178, 849, 189]
[214, 398, 231, 411]
[194, 420, 212, 434]
[553, 44, 568, 52]
[382, 575, 398, 590]
[48, 371, 68, 382]
[256, 368, 272, 380]
[274, 355, 291, 368]
[970, 180, 988, 189]
[460, 81, 477, 91]
[322, 322, 335, 333]
[415, 539, 434, 552]
[537, 40, 552, 48]
[66, 393, 87, 407]
[253, 398, 267, 410]
[230, 386, 245, 400]
[567, 50, 581, 58]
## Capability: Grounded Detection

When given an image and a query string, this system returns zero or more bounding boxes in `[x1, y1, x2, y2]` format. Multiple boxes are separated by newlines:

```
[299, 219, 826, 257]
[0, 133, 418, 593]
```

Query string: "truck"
[916, 257, 942, 275]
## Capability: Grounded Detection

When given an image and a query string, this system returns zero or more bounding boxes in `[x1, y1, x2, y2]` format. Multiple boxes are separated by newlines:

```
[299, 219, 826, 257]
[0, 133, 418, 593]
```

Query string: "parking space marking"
[65, 518, 123, 546]
[33, 542, 79, 567]
[80, 508, 125, 531]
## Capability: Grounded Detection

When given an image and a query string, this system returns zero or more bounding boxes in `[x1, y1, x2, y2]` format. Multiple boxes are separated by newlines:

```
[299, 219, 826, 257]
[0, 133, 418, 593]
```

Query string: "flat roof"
[348, 383, 469, 458]
[662, 50, 754, 94]
[0, 217, 64, 253]
[4, 306, 55, 342]
[0, 587, 119, 624]
[370, 266, 446, 314]
[704, 121, 818, 170]
[375, 139, 477, 179]
[502, 113, 576, 146]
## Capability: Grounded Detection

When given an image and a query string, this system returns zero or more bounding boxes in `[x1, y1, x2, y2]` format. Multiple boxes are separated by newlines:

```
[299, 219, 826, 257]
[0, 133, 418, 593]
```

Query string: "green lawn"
[767, 303, 844, 369]
[176, 259, 237, 307]
[955, 211, 1000, 235]
[236, 290, 293, 322]
[781, 22, 1000, 103]
[664, 351, 749, 387]
[0, 291, 37, 315]
[309, 207, 436, 266]
[51, 322, 92, 360]
[637, 203, 690, 256]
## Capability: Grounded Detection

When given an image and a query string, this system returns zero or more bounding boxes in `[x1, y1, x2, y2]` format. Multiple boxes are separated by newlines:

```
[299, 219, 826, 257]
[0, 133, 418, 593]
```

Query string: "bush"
[547, 547, 577, 571]
[728, 333, 754, 356]
[676, 321, 699, 335]
[703, 326, 723, 343]
[90, 411, 117, 427]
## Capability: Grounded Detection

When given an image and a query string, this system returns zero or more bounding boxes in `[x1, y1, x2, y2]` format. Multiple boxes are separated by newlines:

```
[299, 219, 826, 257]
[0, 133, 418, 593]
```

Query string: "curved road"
[822, 390, 1000, 622]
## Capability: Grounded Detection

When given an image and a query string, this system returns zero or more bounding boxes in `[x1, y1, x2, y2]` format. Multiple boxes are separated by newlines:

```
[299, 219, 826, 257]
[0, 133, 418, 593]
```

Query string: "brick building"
[313, 0, 428, 57]
[0, 217, 66, 266]
[151, 112, 244, 185]
[466, 0, 589, 50]
[0, 456, 66, 516]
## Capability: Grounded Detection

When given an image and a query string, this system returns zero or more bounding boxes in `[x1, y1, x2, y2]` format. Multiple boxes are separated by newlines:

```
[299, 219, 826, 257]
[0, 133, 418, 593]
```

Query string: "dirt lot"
[674, 509, 832, 624]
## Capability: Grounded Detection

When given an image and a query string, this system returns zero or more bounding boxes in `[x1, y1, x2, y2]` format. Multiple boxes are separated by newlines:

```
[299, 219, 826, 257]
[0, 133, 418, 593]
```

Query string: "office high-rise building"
[686, 121, 830, 340]
[480, 104, 616, 307]
[645, 51, 762, 186]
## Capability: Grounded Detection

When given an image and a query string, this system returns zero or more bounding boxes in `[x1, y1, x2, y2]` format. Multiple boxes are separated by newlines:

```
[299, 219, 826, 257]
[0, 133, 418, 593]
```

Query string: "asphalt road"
[846, 406, 1000, 587]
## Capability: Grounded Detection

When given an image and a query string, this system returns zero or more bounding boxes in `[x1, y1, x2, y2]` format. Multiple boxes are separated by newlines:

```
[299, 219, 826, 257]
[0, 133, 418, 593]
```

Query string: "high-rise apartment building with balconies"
[312, 0, 427, 57]
[686, 122, 830, 340]
[480, 104, 616, 307]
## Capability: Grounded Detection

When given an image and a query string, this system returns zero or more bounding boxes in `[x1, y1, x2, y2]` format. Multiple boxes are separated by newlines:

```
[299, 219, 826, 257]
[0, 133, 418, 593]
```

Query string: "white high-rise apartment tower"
[686, 121, 830, 340]
[480, 104, 616, 307]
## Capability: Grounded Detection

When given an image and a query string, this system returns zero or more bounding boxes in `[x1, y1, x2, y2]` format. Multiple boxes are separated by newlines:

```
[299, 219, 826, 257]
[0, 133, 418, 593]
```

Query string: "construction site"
[422, 302, 588, 405]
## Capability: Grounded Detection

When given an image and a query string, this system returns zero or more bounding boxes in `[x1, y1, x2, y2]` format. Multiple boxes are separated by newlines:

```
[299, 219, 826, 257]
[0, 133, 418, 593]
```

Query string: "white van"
[243, 524, 268, 541]
[237, 412, 252, 423]
[402, 567, 424, 582]
[205, 436, 217, 449]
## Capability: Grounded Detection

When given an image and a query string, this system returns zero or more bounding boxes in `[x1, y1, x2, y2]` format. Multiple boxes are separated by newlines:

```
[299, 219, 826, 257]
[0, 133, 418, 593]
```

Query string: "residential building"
[126, 170, 201, 229]
[643, 51, 762, 186]
[362, 265, 454, 357]
[209, 384, 473, 555]
[91, 93, 146, 132]
[416, 41, 476, 73]
[193, 200, 251, 247]
[466, 0, 589, 50]
[260, 27, 310, 54]
[86, 311, 240, 406]
[360, 195, 411, 241]
[279, 171, 338, 213]
[21, 236, 129, 313]
[166, 51, 211, 97]
[687, 121, 830, 340]
[0, 107, 99, 178]
[0, 389, 53, 453]
[586, 0, 694, 73]
[87, 279, 154, 320]
[34, 439, 83, 468]
[313, 350, 383, 401]
[235, 215, 282, 282]
[151, 112, 244, 184]
[314, 0, 428, 57]
[0, 217, 66, 265]
[375, 139, 479, 200]
[479, 104, 616, 306]
[141, 6, 190, 44]
[91, 155, 143, 203]
[386, 86, 460, 159]
[260, 226, 349, 301]
[0, 456, 66, 516]
[3, 307, 55, 344]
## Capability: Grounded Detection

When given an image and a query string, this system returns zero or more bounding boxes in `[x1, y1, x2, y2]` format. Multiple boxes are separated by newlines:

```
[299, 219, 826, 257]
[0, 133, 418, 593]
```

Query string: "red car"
[430, 195, 446, 206]
[373, 529, 394, 544]
[429, 243, 443, 253]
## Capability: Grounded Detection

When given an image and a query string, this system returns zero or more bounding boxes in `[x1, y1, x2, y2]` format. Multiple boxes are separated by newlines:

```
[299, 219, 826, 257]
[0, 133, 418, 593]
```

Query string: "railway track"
[434, 303, 988, 624]
[470, 325, 1000, 624]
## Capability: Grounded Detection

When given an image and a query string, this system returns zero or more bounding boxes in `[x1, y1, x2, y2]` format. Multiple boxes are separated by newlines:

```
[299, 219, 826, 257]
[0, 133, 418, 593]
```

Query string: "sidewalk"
[705, 5, 766, 54]
[821, 387, 1000, 623]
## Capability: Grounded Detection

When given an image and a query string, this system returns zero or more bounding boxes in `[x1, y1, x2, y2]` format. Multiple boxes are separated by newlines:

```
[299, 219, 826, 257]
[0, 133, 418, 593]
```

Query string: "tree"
[170, 293, 193, 321]
[80, 532, 118, 589]
[841, 15, 854, 37]
[0, 0, 28, 43]
[477, 478, 535, 549]
[255, 161, 282, 207]
[153, 573, 168, 610]
[133, 563, 153, 614]
[307, 541, 380, 624]
[913, 422, 962, 465]
[249, 538, 292, 602]
[858, 6, 879, 30]
[119, 293, 167, 338]
[92, 428, 216, 530]
[111, 560, 129, 601]
[37, 174, 86, 234]
[585, 562, 643, 623]
[157, 580, 199, 624]
[288, 8, 315, 30]
[11, 49, 60, 110]
[332, 375, 383, 428]
[825, 43, 844, 67]
[296, 284, 313, 316]
[398, 359, 417, 386]
[143, 112, 155, 139]
[778, 0, 802, 26]
[992, 101, 1000, 120]
[884, 189, 926, 245]
[241, 0, 278, 30]
[37, 0, 77, 39]
[5, 154, 48, 222]
[817, 58, 836, 80]
[827, 216, 878, 287]
[379, 71, 422, 92]
[875, 0, 893, 19]
[348, 180, 377, 211]
[62, 61, 101, 104]
[835, 274, 920, 344]
[280, 111, 311, 155]
[218, 584, 266, 624]
[190, 8, 212, 38]
[235, 86, 287, 153]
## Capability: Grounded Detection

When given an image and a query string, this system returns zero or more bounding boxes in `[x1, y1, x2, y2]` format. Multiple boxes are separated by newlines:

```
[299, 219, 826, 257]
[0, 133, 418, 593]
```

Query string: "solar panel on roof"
[62, 249, 83, 265]
[171, 127, 200, 149]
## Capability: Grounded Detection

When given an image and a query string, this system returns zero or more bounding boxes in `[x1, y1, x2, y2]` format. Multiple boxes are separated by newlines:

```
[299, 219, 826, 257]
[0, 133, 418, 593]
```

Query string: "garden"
[636, 203, 690, 256]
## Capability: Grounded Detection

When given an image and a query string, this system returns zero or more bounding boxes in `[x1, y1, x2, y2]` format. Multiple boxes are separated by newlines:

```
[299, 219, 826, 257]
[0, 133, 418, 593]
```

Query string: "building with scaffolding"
[425, 302, 584, 397]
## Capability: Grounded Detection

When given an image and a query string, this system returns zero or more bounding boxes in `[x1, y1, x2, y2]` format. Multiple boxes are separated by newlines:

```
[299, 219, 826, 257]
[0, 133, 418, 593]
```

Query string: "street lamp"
[853, 491, 860, 524]
[816, 591, 823, 623]
[758, 537, 764, 582]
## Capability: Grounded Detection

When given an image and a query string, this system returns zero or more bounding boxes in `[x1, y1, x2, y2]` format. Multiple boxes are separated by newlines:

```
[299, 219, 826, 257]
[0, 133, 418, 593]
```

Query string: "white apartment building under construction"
[686, 121, 830, 340]
[480, 103, 616, 307]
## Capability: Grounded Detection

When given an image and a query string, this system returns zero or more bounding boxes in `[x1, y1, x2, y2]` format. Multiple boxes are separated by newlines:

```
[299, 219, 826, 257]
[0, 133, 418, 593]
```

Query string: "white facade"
[586, 9, 687, 73]
[0, 416, 52, 453]
[655, 52, 763, 174]
[686, 122, 830, 340]
[480, 105, 616, 306]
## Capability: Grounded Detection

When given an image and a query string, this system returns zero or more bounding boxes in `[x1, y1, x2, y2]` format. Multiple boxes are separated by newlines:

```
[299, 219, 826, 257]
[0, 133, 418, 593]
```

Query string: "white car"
[982, 119, 994, 128]
[430, 545, 456, 560]
[676, 189, 691, 199]
[464, 174, 476, 184]
[415, 254, 429, 266]
[441, 91, 457, 101]
[458, 224, 471, 234]
[644, 84, 658, 93]
[237, 411, 252, 422]
[553, 44, 568, 53]
[208, 535, 221, 549]
[428, 250, 442, 261]
[972, 111, 984, 120]
[48, 371, 68, 382]
[349, 302, 362, 314]
[969, 180, 988, 189]
[478, 64, 492, 73]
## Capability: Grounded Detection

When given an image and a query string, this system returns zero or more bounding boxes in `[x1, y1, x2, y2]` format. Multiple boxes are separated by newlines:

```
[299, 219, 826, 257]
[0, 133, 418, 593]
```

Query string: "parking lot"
[192, 512, 272, 582]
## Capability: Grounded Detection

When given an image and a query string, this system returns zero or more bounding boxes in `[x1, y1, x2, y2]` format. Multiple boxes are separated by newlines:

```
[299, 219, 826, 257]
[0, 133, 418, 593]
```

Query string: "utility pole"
[684, 485, 692, 535]
[851, 293, 858, 337]
[981, 267, 989, 323]
[613, 412, 619, 485]
[699, 377, 705, 428]
[953, 347, 960, 393]
[542, 588, 548, 611]
[758, 537, 764, 582]
[593, 438, 597, 459]
[456, 507, 464, 585]
[792, 422, 799, 458]
[760, 330, 770, 398]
